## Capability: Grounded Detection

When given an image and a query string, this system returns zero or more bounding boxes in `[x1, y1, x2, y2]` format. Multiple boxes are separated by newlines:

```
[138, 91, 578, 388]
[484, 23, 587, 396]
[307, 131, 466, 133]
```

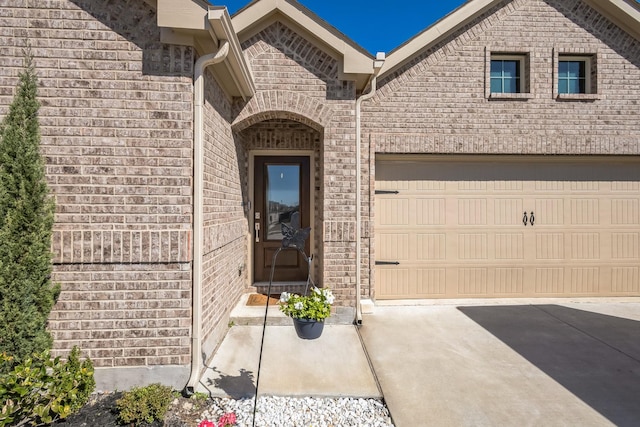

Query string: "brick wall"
[200, 68, 249, 358]
[0, 0, 195, 384]
[366, 0, 640, 154]
[234, 22, 361, 307]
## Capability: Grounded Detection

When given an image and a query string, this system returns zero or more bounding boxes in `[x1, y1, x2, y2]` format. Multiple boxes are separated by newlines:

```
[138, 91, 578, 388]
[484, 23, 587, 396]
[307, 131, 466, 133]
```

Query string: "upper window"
[558, 59, 586, 94]
[556, 54, 597, 98]
[491, 59, 521, 93]
[488, 53, 529, 98]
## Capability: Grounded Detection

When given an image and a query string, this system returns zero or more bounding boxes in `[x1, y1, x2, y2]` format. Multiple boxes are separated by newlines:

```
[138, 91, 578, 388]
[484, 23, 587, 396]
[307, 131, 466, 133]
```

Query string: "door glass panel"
[266, 164, 300, 240]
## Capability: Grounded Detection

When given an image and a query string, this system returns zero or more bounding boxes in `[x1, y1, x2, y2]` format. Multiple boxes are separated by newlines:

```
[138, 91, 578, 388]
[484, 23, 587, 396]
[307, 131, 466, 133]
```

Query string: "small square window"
[491, 59, 521, 93]
[488, 53, 529, 98]
[558, 60, 586, 94]
[556, 54, 597, 98]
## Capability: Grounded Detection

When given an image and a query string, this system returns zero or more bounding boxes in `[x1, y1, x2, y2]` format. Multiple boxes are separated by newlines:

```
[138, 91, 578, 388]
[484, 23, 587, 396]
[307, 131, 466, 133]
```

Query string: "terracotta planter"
[292, 317, 324, 340]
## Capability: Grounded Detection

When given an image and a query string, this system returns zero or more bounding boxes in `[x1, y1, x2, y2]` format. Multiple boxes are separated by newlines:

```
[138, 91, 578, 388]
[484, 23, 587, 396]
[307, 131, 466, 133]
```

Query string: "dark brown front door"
[254, 156, 311, 282]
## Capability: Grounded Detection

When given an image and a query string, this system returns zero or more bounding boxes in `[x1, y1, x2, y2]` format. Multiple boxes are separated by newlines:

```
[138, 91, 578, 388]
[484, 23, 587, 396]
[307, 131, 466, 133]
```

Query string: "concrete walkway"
[199, 298, 640, 426]
[197, 324, 380, 399]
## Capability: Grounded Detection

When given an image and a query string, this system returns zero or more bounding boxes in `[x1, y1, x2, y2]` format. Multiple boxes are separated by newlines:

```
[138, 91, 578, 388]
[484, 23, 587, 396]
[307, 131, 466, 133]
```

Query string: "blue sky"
[209, 0, 468, 54]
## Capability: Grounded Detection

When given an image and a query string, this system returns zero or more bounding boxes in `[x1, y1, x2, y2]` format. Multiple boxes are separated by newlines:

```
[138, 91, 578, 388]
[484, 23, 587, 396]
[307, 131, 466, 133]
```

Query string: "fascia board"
[208, 7, 256, 98]
[381, 0, 496, 77]
[583, 0, 640, 40]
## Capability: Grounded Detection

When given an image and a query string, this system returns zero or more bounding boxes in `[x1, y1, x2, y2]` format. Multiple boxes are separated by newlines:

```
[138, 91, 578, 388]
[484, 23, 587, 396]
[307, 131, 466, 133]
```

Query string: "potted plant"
[279, 287, 334, 339]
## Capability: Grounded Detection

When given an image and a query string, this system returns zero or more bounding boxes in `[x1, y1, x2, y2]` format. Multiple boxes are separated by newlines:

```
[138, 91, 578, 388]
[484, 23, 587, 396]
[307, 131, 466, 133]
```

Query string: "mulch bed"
[53, 392, 208, 427]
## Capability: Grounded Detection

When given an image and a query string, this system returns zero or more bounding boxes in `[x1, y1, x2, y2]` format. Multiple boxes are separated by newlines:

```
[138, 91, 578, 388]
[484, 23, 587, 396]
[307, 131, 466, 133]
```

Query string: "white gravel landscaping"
[199, 396, 395, 427]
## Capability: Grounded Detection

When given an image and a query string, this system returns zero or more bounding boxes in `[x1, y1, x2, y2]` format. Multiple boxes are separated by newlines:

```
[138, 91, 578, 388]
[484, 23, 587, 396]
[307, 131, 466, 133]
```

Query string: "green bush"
[116, 383, 175, 425]
[0, 346, 95, 426]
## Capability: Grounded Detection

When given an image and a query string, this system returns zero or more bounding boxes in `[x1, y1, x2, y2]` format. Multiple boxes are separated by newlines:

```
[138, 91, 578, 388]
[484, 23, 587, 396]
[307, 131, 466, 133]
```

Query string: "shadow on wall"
[68, 0, 193, 77]
[458, 304, 640, 427]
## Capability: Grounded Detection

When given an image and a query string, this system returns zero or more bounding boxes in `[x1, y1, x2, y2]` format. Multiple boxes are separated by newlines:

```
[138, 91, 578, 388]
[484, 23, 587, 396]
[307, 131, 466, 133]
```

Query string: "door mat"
[246, 293, 281, 307]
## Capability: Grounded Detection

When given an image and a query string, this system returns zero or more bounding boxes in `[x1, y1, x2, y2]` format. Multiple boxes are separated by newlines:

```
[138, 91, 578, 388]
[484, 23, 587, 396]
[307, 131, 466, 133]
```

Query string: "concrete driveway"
[360, 299, 640, 427]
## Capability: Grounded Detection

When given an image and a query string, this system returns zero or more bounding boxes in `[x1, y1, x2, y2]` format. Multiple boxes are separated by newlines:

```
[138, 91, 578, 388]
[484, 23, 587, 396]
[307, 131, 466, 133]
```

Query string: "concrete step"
[229, 293, 356, 326]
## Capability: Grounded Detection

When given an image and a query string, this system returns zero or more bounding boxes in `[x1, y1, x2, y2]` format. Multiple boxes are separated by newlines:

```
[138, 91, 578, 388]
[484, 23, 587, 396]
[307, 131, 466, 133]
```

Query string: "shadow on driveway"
[458, 305, 640, 427]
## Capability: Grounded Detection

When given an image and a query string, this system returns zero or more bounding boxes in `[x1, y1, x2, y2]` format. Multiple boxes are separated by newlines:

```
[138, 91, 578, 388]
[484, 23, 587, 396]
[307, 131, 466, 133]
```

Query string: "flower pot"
[292, 317, 324, 340]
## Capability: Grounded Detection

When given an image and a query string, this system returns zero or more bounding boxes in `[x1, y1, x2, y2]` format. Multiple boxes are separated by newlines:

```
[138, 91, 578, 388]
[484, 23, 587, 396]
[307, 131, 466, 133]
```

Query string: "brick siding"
[0, 0, 195, 373]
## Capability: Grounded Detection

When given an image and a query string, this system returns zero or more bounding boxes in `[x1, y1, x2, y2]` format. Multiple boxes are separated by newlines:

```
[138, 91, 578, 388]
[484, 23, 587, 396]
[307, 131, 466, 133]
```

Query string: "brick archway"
[232, 90, 332, 132]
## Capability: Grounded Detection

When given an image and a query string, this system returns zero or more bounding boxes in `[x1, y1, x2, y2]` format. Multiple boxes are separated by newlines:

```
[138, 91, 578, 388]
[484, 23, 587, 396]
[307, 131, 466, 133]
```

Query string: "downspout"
[184, 40, 230, 394]
[355, 53, 385, 326]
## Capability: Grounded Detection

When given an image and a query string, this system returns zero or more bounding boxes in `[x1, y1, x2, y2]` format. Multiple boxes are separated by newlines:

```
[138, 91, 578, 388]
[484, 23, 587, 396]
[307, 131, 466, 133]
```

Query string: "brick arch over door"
[232, 90, 333, 133]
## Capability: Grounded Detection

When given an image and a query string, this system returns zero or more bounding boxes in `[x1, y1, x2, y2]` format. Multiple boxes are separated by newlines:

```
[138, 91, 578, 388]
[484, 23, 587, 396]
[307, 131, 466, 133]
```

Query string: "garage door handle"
[523, 211, 535, 226]
[375, 190, 400, 195]
[375, 261, 400, 265]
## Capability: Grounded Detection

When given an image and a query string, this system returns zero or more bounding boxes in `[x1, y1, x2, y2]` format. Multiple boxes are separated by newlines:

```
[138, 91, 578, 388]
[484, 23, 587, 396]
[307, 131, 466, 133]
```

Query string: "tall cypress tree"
[0, 53, 59, 361]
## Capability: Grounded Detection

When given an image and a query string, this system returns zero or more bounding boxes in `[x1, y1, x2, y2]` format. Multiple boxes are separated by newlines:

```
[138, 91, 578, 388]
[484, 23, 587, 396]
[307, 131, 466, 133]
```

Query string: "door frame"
[248, 150, 316, 284]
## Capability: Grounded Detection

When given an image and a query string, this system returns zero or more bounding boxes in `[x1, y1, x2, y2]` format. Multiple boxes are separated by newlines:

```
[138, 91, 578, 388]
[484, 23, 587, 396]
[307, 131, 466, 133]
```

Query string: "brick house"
[0, 0, 638, 390]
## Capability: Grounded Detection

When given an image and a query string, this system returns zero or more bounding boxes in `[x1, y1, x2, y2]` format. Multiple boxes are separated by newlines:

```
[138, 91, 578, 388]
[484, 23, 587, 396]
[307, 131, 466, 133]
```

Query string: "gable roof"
[230, 0, 376, 91]
[380, 0, 640, 78]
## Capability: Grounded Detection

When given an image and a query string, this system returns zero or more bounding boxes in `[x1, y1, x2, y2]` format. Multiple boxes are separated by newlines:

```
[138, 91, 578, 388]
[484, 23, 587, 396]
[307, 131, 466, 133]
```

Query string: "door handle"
[529, 211, 535, 226]
[523, 211, 528, 226]
[255, 222, 260, 242]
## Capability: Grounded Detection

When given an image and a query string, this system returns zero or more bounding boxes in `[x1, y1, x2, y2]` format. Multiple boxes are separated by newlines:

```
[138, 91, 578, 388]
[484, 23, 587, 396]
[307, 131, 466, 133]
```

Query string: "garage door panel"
[535, 199, 564, 225]
[611, 199, 640, 225]
[612, 267, 640, 293]
[571, 199, 600, 225]
[376, 268, 411, 299]
[416, 234, 446, 260]
[416, 198, 446, 225]
[570, 267, 600, 294]
[494, 268, 524, 294]
[377, 233, 410, 261]
[416, 268, 446, 296]
[611, 233, 639, 259]
[494, 199, 523, 225]
[535, 268, 565, 294]
[495, 233, 524, 259]
[535, 233, 564, 260]
[375, 158, 640, 300]
[379, 198, 409, 226]
[458, 199, 487, 225]
[457, 268, 488, 295]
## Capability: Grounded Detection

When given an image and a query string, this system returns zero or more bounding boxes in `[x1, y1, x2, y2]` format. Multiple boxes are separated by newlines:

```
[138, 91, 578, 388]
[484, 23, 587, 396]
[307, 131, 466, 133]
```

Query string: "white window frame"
[558, 55, 591, 95]
[486, 51, 531, 100]
[553, 48, 600, 101]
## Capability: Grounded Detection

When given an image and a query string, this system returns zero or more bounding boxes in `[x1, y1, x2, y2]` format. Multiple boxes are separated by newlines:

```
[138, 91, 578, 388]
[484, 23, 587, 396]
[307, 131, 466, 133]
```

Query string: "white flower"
[294, 301, 304, 310]
[279, 292, 290, 303]
[326, 295, 335, 304]
[312, 287, 321, 295]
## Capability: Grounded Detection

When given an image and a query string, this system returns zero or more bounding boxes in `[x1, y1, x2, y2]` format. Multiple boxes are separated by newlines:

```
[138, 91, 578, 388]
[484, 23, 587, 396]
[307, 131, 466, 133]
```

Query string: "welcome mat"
[246, 293, 280, 307]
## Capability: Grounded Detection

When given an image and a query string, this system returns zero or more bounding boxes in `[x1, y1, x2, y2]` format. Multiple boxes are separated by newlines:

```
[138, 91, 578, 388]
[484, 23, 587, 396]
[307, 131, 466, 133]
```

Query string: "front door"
[254, 156, 311, 282]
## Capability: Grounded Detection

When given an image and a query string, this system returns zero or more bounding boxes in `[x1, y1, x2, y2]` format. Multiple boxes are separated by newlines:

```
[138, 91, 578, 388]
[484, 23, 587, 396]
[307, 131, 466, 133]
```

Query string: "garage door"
[375, 157, 640, 299]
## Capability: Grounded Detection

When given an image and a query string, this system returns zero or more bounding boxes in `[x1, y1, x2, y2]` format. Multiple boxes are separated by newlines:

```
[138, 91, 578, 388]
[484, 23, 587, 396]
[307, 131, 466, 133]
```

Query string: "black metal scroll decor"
[252, 212, 313, 426]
